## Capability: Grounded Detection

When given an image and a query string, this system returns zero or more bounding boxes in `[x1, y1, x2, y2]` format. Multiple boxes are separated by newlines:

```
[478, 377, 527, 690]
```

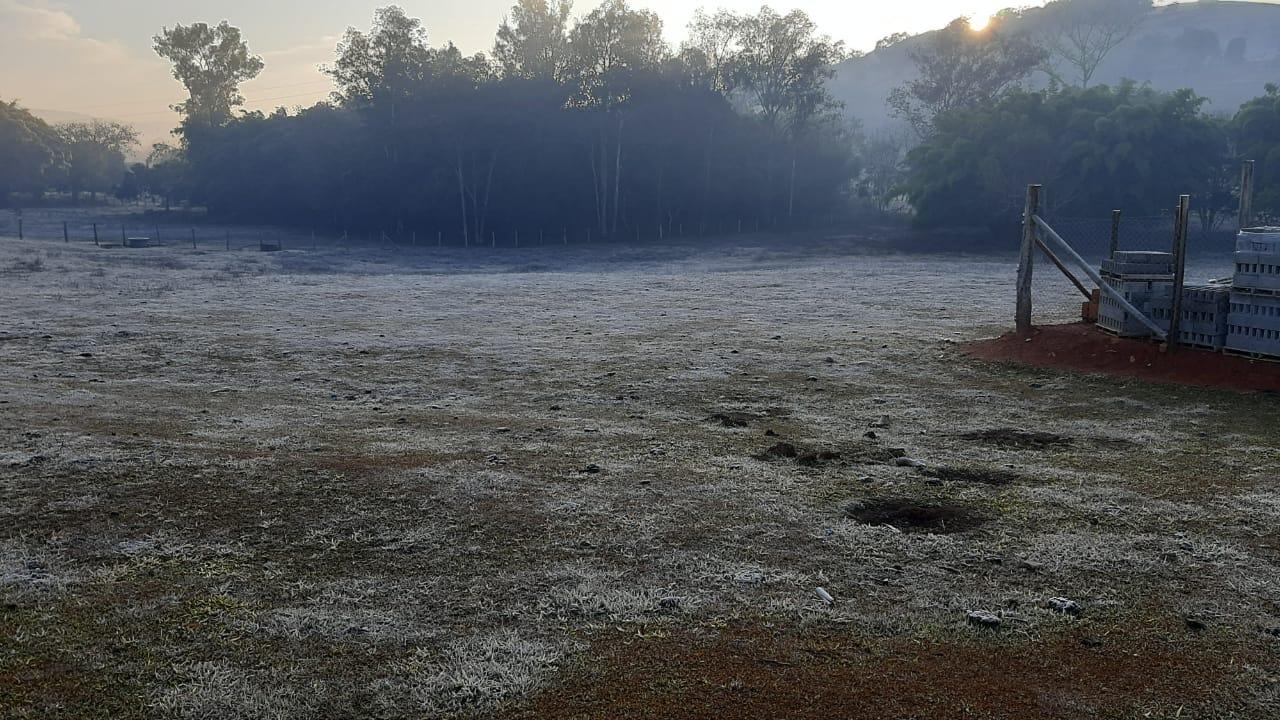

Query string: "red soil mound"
[966, 323, 1280, 393]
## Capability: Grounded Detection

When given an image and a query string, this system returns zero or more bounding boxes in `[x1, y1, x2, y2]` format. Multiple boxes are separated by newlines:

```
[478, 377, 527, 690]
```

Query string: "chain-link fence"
[1041, 212, 1239, 261]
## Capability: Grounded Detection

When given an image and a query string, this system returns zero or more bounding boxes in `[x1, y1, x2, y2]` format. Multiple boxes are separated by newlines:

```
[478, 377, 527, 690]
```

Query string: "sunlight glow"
[968, 14, 992, 31]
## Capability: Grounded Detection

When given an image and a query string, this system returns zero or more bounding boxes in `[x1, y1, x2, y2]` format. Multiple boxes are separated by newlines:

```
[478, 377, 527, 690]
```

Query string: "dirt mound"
[966, 323, 1280, 393]
[961, 428, 1073, 450]
[925, 466, 1026, 486]
[753, 441, 897, 467]
[844, 498, 988, 534]
[707, 412, 754, 428]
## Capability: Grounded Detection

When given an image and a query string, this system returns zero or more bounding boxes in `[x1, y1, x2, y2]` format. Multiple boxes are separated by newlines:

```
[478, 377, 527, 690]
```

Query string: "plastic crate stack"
[1097, 251, 1175, 338]
[1173, 284, 1231, 350]
[1226, 228, 1280, 357]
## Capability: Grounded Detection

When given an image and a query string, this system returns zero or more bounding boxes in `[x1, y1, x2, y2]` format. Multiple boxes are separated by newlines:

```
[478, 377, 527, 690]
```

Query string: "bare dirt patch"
[843, 497, 989, 534]
[519, 622, 1263, 720]
[967, 323, 1280, 393]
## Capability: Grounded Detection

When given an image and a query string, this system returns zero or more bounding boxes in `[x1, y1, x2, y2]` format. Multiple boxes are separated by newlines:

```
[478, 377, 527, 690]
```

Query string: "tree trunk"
[456, 149, 469, 246]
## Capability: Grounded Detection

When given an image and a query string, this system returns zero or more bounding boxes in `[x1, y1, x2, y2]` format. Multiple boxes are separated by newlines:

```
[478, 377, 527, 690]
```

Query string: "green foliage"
[888, 17, 1047, 137]
[154, 21, 265, 128]
[494, 0, 574, 81]
[0, 100, 62, 205]
[903, 82, 1229, 228]
[55, 120, 139, 202]
[176, 2, 857, 238]
[1234, 84, 1280, 219]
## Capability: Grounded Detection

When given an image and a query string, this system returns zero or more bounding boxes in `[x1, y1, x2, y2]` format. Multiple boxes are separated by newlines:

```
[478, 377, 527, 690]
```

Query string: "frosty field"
[1, 227, 1277, 719]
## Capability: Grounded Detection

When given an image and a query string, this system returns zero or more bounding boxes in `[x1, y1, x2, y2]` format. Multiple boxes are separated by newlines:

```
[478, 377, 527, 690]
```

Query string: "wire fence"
[1041, 212, 1240, 260]
[0, 210, 856, 254]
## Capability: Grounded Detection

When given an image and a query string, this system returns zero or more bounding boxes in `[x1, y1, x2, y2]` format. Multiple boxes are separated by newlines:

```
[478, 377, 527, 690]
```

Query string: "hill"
[833, 0, 1280, 132]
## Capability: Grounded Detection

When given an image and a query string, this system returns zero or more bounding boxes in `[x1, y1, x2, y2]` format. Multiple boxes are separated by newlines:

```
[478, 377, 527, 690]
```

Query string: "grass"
[0, 214, 1277, 718]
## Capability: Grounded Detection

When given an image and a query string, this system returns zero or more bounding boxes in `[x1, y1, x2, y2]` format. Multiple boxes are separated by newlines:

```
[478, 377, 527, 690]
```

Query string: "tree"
[855, 128, 910, 212]
[0, 100, 62, 206]
[328, 6, 434, 110]
[902, 83, 1228, 230]
[154, 21, 265, 128]
[55, 120, 139, 203]
[730, 8, 845, 136]
[888, 17, 1047, 137]
[494, 0, 573, 80]
[144, 144, 188, 210]
[1040, 0, 1149, 88]
[1235, 84, 1280, 219]
[566, 0, 668, 236]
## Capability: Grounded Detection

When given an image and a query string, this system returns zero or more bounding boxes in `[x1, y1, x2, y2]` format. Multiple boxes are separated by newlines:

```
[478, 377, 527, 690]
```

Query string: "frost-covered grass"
[0, 215, 1277, 718]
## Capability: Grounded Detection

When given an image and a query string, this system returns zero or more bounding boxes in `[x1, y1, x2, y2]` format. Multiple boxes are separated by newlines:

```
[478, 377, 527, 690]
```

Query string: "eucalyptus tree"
[495, 0, 574, 80]
[154, 21, 264, 129]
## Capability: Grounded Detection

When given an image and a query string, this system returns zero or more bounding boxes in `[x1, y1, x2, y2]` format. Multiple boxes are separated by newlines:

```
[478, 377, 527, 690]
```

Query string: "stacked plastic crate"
[1226, 228, 1280, 357]
[1097, 251, 1175, 338]
[1171, 284, 1231, 350]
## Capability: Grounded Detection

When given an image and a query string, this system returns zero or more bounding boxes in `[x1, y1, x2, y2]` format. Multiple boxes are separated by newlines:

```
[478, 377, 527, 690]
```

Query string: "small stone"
[550, 405, 563, 411]
[582, 464, 602, 474]
[864, 431, 878, 440]
[1047, 597, 1083, 616]
[967, 610, 1001, 629]
[1185, 616, 1207, 632]
[894, 457, 926, 469]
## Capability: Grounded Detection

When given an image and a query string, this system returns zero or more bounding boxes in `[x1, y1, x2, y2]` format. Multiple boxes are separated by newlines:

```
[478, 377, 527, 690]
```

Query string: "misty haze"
[3, 1, 1280, 718]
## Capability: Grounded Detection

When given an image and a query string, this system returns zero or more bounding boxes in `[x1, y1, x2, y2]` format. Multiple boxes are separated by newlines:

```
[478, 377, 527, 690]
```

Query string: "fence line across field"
[0, 216, 843, 252]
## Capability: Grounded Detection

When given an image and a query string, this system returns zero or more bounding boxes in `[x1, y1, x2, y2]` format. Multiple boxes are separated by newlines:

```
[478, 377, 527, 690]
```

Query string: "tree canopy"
[154, 21, 265, 128]
[902, 82, 1229, 228]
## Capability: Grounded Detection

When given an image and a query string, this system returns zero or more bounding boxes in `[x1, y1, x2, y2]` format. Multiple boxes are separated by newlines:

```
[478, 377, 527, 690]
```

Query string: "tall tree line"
[163, 2, 857, 241]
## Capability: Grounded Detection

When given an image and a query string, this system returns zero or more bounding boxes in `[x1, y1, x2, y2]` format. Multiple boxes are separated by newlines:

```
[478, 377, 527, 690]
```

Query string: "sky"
[0, 0, 1249, 143]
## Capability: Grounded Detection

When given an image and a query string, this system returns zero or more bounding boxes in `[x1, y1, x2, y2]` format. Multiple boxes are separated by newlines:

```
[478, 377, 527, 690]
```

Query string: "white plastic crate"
[1236, 228, 1280, 254]
[1175, 285, 1230, 349]
[1098, 275, 1173, 338]
[1225, 291, 1280, 357]
[1233, 250, 1280, 293]
[1101, 250, 1175, 278]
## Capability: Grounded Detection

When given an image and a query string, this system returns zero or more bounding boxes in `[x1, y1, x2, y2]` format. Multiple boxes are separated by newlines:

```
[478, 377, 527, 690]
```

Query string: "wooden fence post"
[1239, 160, 1255, 230]
[1168, 195, 1191, 349]
[1016, 184, 1041, 336]
[1109, 210, 1121, 259]
[191, 228, 196, 249]
[17, 218, 22, 240]
[63, 221, 69, 243]
[93, 223, 99, 246]
[225, 231, 230, 250]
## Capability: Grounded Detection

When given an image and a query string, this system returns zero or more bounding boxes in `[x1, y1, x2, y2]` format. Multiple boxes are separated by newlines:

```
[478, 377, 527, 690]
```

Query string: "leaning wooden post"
[63, 221, 69, 243]
[17, 218, 22, 240]
[225, 231, 230, 250]
[1168, 195, 1191, 349]
[92, 223, 99, 246]
[1239, 160, 1255, 230]
[1016, 184, 1041, 336]
[1109, 210, 1122, 259]
[191, 228, 196, 249]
